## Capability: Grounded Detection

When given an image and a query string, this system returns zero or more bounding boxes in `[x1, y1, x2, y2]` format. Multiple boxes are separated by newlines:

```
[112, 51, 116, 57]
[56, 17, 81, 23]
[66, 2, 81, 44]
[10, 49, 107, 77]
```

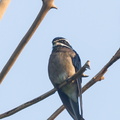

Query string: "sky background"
[0, 0, 120, 120]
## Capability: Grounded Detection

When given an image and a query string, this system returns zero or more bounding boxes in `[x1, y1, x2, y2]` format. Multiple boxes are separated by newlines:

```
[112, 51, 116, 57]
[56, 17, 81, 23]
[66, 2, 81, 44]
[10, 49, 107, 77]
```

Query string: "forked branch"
[0, 0, 57, 84]
[82, 48, 120, 93]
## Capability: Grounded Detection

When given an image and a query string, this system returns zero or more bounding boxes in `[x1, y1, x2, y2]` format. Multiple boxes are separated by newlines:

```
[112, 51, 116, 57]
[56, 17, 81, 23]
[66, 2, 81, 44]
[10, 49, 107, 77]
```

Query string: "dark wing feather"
[72, 50, 82, 89]
[71, 50, 83, 117]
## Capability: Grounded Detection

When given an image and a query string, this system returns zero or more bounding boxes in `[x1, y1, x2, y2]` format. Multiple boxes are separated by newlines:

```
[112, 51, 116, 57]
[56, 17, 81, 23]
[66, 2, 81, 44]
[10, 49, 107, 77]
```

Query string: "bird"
[48, 37, 84, 120]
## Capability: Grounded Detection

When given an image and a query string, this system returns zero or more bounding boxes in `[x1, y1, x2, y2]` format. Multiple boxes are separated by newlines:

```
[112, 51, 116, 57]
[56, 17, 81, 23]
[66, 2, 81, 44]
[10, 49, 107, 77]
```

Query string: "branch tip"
[100, 76, 105, 80]
[42, 0, 57, 9]
[85, 60, 90, 70]
[82, 74, 89, 77]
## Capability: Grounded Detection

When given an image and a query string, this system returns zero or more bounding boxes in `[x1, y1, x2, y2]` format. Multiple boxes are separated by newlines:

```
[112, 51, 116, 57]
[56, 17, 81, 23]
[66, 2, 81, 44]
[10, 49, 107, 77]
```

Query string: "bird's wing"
[71, 50, 82, 88]
[71, 50, 83, 117]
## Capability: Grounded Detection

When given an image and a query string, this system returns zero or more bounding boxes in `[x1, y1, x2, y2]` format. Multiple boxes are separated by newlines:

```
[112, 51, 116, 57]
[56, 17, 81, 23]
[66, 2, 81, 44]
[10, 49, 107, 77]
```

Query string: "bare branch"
[82, 48, 120, 93]
[0, 88, 56, 119]
[47, 48, 120, 120]
[0, 0, 57, 84]
[0, 0, 11, 19]
[0, 61, 89, 119]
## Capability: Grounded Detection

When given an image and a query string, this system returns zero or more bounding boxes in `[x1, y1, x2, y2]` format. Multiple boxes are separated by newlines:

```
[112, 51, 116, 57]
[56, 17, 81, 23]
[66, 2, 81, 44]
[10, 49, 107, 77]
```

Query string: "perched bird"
[48, 37, 84, 120]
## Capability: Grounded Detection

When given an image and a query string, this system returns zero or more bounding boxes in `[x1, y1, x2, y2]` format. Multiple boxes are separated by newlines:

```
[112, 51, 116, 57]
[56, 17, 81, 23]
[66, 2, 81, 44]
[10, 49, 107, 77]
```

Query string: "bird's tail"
[77, 78, 83, 118]
[69, 98, 84, 120]
[58, 90, 84, 120]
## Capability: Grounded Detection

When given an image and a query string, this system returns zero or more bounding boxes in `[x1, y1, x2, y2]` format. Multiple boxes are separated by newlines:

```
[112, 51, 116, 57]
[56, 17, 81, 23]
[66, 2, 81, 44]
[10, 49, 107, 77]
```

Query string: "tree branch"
[0, 61, 89, 119]
[47, 48, 120, 120]
[82, 48, 120, 93]
[0, 0, 57, 83]
[0, 0, 11, 19]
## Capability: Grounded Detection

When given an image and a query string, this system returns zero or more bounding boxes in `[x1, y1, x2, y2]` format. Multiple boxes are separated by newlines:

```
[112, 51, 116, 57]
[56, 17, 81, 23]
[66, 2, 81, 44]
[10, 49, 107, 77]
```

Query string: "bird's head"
[52, 37, 72, 49]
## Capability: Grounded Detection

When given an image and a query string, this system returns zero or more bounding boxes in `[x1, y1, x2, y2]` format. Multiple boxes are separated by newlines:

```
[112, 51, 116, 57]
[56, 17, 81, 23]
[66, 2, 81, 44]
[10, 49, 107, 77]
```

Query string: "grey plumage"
[48, 37, 84, 120]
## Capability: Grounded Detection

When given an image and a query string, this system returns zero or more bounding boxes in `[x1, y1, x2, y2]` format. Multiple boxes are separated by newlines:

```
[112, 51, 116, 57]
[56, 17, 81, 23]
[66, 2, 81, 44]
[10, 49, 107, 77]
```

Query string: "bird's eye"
[61, 40, 66, 44]
[60, 40, 64, 43]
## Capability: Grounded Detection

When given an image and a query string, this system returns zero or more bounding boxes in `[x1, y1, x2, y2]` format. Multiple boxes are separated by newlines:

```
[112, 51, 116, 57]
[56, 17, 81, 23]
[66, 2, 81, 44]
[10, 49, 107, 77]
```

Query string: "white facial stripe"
[53, 39, 69, 43]
[53, 42, 71, 48]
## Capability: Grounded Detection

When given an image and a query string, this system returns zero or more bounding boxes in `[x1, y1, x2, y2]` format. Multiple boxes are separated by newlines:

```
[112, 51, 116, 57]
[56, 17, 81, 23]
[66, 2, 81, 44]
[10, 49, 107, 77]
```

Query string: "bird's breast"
[48, 52, 75, 84]
[48, 51, 78, 102]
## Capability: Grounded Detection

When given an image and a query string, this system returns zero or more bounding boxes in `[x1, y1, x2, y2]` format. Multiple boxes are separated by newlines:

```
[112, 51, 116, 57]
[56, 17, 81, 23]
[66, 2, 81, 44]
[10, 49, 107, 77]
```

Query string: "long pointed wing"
[71, 50, 83, 117]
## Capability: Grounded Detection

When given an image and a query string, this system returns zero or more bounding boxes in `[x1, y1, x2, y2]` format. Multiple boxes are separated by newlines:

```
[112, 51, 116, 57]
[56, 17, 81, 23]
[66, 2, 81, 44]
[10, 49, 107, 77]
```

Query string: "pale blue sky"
[0, 0, 120, 120]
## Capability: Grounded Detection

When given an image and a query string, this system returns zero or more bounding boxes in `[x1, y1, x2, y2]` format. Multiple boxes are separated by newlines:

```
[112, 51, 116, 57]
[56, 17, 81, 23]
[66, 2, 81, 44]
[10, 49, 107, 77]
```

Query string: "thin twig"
[0, 61, 89, 119]
[0, 0, 57, 84]
[47, 48, 120, 120]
